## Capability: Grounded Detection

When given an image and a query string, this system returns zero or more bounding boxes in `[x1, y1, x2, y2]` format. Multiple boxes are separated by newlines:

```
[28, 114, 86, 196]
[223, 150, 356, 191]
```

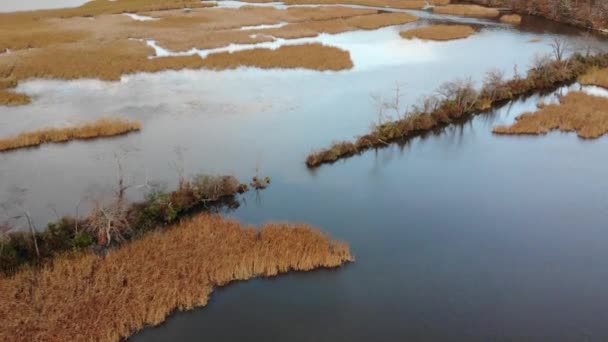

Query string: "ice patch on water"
[124, 13, 159, 21]
[240, 22, 288, 30]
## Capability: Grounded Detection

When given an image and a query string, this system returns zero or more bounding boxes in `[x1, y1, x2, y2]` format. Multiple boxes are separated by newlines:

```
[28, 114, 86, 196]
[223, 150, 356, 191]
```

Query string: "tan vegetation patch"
[432, 4, 500, 18]
[493, 92, 608, 139]
[0, 90, 31, 106]
[281, 0, 449, 9]
[344, 12, 417, 29]
[578, 66, 608, 89]
[260, 12, 417, 39]
[400, 24, 475, 41]
[0, 4, 388, 105]
[500, 14, 522, 24]
[0, 118, 141, 152]
[200, 43, 354, 70]
[7, 41, 351, 81]
[0, 214, 352, 342]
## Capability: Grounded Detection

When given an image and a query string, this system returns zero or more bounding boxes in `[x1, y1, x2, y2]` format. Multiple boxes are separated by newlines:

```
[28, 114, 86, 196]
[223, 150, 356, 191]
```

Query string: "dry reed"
[201, 43, 353, 70]
[0, 89, 30, 106]
[578, 66, 608, 89]
[279, 0, 449, 9]
[493, 92, 608, 139]
[500, 14, 522, 24]
[344, 12, 417, 29]
[432, 4, 500, 18]
[400, 24, 475, 41]
[0, 214, 352, 342]
[0, 117, 141, 152]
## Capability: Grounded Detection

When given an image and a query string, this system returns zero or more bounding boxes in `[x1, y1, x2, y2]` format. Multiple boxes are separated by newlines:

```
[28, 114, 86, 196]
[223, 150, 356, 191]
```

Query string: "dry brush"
[0, 118, 141, 152]
[0, 214, 353, 342]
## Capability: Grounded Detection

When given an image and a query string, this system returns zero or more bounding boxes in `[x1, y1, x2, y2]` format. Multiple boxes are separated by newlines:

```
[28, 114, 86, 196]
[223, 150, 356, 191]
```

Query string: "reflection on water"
[2, 8, 608, 342]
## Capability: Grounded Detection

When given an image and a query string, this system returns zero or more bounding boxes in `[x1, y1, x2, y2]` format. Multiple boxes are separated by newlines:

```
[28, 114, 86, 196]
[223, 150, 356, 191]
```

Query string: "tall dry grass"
[0, 118, 141, 152]
[344, 12, 417, 29]
[0, 214, 352, 342]
[260, 12, 417, 39]
[400, 24, 475, 41]
[280, 0, 449, 9]
[493, 92, 608, 139]
[579, 66, 608, 89]
[432, 4, 499, 18]
[0, 90, 30, 106]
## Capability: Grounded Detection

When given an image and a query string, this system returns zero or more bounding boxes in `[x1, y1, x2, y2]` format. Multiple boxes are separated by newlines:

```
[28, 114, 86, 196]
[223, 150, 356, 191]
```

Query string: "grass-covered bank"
[400, 24, 475, 41]
[306, 52, 608, 167]
[493, 91, 608, 138]
[0, 214, 352, 342]
[0, 117, 141, 152]
[0, 174, 255, 274]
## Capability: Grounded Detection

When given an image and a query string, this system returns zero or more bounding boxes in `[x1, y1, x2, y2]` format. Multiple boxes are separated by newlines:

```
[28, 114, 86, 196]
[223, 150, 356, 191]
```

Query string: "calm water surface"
[1, 5, 608, 341]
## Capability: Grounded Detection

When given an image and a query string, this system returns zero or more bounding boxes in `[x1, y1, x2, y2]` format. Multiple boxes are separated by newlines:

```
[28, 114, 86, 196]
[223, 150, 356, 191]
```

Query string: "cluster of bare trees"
[469, 0, 608, 28]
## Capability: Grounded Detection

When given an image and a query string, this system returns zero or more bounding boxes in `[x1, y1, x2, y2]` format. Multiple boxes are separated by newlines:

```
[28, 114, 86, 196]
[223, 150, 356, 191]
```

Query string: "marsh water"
[2, 2, 608, 341]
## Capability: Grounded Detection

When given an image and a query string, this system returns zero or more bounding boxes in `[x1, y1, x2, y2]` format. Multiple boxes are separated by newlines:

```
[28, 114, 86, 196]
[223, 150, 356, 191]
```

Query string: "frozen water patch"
[124, 13, 159, 21]
[202, 0, 290, 9]
[581, 85, 608, 98]
[240, 22, 288, 30]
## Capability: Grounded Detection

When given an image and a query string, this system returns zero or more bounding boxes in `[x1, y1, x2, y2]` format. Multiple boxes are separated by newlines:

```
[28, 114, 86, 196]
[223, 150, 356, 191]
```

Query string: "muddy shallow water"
[2, 3, 608, 341]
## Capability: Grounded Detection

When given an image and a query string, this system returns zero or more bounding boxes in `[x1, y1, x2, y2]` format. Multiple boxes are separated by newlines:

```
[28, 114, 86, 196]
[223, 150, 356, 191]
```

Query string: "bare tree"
[436, 78, 479, 113]
[0, 187, 40, 259]
[371, 82, 407, 125]
[531, 52, 553, 70]
[482, 69, 506, 101]
[86, 151, 134, 246]
[550, 37, 570, 61]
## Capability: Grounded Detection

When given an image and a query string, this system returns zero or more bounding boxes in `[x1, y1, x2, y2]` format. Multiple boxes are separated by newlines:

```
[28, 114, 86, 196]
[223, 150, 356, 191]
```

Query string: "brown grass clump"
[0, 214, 352, 342]
[493, 92, 608, 139]
[344, 12, 417, 29]
[0, 118, 141, 152]
[400, 24, 475, 41]
[578, 66, 608, 89]
[500, 14, 522, 24]
[200, 43, 353, 70]
[432, 4, 500, 18]
[279, 0, 449, 9]
[0, 90, 30, 106]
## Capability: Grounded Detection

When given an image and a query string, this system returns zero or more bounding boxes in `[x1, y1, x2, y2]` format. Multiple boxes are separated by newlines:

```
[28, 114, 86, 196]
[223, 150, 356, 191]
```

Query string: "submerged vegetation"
[306, 51, 608, 167]
[0, 118, 141, 152]
[578, 66, 608, 88]
[0, 214, 352, 342]
[400, 24, 475, 41]
[493, 92, 608, 139]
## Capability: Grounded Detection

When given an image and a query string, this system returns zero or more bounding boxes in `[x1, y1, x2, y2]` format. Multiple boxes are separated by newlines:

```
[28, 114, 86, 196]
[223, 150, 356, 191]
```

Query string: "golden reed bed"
[500, 14, 522, 24]
[400, 24, 475, 41]
[0, 117, 141, 152]
[432, 4, 499, 18]
[578, 66, 608, 89]
[0, 4, 395, 105]
[0, 214, 353, 342]
[493, 92, 608, 139]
